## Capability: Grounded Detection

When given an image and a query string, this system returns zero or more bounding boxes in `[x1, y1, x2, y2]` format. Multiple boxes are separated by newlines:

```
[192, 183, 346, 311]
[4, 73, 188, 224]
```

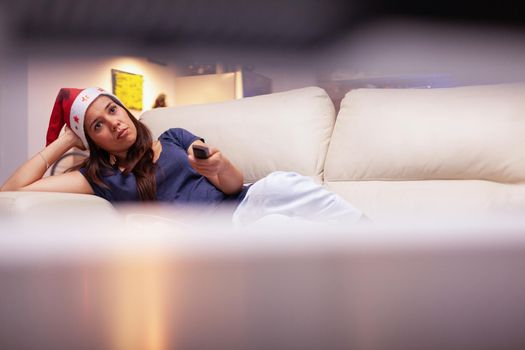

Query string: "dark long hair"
[72, 96, 157, 201]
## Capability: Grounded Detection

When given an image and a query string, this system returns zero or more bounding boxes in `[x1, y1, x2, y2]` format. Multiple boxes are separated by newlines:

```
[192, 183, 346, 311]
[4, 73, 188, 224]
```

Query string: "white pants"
[232, 171, 363, 227]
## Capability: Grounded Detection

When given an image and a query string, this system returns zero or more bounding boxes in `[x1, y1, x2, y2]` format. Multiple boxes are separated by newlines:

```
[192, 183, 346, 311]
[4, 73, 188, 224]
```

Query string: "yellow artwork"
[111, 69, 143, 110]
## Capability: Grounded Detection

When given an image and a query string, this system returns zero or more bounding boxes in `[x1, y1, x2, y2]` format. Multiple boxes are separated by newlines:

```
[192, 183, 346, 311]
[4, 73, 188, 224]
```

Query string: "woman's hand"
[187, 142, 244, 195]
[61, 125, 86, 150]
[188, 147, 228, 178]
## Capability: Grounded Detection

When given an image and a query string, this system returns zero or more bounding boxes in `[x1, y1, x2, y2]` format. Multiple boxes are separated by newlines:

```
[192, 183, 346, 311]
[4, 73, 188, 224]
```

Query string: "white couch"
[2, 84, 525, 350]
[1, 83, 525, 224]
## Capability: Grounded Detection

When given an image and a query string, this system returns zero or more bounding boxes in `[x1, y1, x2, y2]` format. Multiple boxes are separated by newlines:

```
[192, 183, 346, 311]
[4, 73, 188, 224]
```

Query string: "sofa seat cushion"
[325, 180, 525, 224]
[325, 83, 525, 183]
[140, 87, 335, 184]
[0, 191, 118, 221]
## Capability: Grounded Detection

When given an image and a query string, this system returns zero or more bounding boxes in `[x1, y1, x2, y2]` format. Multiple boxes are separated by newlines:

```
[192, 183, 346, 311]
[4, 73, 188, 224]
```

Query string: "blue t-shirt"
[79, 128, 250, 207]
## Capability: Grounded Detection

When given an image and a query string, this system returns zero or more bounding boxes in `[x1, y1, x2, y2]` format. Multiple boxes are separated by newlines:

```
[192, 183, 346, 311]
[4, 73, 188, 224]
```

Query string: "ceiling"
[1, 0, 523, 51]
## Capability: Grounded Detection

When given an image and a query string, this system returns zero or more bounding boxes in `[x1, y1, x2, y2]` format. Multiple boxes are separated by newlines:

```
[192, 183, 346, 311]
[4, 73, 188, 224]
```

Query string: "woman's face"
[84, 95, 137, 155]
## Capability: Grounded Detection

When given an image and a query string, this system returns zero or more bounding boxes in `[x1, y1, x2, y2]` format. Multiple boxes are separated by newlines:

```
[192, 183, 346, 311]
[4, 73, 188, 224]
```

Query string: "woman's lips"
[117, 128, 128, 140]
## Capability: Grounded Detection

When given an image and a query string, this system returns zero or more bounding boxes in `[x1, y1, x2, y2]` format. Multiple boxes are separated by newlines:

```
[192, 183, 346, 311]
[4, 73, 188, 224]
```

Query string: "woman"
[0, 87, 365, 226]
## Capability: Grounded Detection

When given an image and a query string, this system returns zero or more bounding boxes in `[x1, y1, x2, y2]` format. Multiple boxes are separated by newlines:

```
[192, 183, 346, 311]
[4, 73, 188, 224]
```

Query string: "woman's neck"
[114, 140, 161, 168]
[114, 151, 128, 163]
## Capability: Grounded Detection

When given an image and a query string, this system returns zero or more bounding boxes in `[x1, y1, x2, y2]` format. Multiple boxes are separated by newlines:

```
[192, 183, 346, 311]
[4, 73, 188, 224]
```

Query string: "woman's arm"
[1, 126, 93, 194]
[187, 140, 244, 195]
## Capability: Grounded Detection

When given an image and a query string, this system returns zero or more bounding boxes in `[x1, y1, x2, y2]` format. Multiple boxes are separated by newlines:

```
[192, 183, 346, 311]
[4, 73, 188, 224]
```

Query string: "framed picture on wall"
[111, 69, 143, 110]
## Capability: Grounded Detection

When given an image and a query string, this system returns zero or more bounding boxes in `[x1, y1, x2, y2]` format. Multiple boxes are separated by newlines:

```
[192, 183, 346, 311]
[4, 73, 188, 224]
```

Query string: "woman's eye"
[110, 106, 116, 113]
[94, 121, 102, 130]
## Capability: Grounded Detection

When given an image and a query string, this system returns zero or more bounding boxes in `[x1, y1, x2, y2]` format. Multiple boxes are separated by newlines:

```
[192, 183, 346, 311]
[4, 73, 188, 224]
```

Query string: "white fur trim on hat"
[69, 87, 119, 149]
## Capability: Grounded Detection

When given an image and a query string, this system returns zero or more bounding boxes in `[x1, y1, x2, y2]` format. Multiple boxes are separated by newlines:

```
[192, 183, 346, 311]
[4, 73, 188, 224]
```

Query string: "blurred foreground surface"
[1, 208, 525, 350]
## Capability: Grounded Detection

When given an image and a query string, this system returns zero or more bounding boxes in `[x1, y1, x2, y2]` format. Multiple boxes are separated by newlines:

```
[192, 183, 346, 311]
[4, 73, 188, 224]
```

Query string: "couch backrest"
[325, 83, 525, 183]
[140, 86, 335, 183]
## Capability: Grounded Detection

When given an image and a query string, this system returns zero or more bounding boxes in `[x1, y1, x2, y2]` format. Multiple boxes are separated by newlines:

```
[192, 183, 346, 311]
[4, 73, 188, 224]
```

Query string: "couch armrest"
[0, 191, 118, 220]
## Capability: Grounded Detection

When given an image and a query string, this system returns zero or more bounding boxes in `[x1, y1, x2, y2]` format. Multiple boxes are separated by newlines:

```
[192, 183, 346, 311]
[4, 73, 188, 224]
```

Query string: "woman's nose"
[111, 120, 121, 130]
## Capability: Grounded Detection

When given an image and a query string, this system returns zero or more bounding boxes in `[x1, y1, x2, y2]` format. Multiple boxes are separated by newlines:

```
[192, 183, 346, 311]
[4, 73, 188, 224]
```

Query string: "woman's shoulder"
[158, 128, 191, 140]
[158, 128, 201, 146]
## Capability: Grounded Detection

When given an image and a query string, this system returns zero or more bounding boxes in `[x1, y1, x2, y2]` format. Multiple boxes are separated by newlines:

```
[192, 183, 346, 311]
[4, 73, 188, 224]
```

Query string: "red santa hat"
[46, 87, 121, 149]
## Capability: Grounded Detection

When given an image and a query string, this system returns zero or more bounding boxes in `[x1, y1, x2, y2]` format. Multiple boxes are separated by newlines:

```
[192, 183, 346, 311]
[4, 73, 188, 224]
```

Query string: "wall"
[27, 55, 176, 158]
[168, 46, 318, 95]
[0, 10, 29, 184]
[173, 72, 238, 106]
[0, 57, 29, 184]
[320, 18, 525, 86]
[255, 64, 317, 94]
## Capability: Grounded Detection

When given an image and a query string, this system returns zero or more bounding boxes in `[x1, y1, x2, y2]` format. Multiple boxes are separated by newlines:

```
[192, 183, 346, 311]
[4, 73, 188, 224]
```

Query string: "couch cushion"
[0, 191, 118, 220]
[140, 87, 335, 183]
[325, 180, 525, 224]
[325, 83, 525, 183]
